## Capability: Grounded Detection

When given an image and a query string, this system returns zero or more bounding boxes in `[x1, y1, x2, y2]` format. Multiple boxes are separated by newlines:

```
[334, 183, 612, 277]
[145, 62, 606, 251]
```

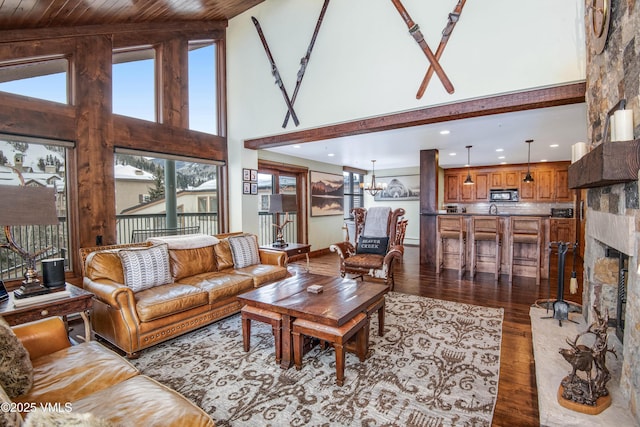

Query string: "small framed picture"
[251, 183, 258, 195]
[250, 169, 258, 182]
[243, 168, 251, 181]
[243, 182, 251, 194]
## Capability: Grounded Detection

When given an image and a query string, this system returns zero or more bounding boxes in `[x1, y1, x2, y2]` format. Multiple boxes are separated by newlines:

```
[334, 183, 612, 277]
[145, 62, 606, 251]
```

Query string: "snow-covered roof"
[114, 164, 154, 181]
[194, 179, 217, 190]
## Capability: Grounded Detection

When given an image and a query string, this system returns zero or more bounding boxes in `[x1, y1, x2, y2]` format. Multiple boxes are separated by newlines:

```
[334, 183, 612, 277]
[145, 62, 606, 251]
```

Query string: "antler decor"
[558, 306, 617, 414]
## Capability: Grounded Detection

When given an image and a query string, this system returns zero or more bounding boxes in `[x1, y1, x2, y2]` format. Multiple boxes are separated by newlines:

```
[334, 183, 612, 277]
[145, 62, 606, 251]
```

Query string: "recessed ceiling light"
[500, 161, 507, 165]
[328, 153, 335, 157]
[498, 156, 505, 159]
[293, 145, 301, 148]
[540, 159, 548, 162]
[440, 130, 450, 135]
[550, 144, 559, 148]
[449, 152, 456, 156]
[496, 148, 504, 152]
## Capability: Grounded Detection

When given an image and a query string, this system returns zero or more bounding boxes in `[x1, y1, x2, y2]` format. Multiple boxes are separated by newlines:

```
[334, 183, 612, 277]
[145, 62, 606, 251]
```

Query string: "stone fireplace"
[582, 0, 640, 422]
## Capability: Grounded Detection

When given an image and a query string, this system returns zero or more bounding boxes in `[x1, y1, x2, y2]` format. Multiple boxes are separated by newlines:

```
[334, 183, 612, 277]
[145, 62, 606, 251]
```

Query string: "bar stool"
[470, 216, 501, 280]
[436, 215, 466, 279]
[508, 216, 542, 284]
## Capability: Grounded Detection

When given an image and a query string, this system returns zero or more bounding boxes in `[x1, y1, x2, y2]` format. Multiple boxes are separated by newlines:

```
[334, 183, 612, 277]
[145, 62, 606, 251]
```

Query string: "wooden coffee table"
[237, 273, 388, 369]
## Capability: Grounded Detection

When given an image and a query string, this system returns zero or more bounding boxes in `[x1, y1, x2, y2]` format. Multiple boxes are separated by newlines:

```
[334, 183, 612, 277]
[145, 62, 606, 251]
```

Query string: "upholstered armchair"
[330, 207, 407, 290]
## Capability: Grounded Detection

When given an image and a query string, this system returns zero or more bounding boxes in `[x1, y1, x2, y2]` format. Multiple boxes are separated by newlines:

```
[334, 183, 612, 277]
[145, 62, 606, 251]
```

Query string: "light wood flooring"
[288, 245, 584, 427]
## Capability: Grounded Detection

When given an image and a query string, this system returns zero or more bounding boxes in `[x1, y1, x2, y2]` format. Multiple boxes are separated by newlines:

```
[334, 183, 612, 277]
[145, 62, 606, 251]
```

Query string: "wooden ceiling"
[0, 0, 266, 30]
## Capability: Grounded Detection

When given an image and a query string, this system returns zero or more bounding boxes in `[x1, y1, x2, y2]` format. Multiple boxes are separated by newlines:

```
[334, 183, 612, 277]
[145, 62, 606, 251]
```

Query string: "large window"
[343, 171, 364, 219]
[114, 151, 220, 243]
[188, 41, 217, 135]
[112, 48, 156, 121]
[0, 136, 71, 281]
[0, 57, 68, 104]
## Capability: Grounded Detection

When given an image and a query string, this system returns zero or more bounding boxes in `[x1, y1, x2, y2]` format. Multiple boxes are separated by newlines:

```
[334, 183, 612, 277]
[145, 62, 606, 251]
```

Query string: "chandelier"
[361, 160, 386, 196]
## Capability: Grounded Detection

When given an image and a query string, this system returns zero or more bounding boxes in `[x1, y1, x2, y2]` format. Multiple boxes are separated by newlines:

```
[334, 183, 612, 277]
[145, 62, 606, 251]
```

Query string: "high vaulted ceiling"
[0, 0, 265, 30]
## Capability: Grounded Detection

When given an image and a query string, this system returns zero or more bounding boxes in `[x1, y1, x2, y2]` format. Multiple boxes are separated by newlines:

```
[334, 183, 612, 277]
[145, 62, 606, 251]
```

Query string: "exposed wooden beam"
[0, 20, 227, 44]
[0, 91, 76, 140]
[245, 82, 586, 150]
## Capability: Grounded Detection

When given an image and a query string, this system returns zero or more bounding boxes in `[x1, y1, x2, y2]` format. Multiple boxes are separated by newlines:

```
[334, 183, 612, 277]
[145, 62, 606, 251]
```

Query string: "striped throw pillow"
[228, 235, 260, 268]
[118, 244, 172, 292]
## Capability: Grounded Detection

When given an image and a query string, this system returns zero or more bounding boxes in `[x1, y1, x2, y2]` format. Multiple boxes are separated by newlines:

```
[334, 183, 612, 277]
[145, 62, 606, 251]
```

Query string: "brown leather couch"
[81, 233, 288, 358]
[9, 317, 214, 426]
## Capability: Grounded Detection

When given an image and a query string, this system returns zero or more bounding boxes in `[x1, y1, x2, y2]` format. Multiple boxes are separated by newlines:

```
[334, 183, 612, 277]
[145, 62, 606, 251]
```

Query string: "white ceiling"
[265, 103, 588, 171]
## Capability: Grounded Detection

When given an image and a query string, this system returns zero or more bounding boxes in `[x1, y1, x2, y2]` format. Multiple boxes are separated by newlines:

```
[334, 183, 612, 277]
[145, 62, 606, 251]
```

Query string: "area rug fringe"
[131, 292, 504, 426]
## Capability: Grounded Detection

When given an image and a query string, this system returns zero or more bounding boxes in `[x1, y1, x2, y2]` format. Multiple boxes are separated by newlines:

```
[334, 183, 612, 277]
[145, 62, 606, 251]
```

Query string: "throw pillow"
[356, 236, 389, 256]
[0, 317, 33, 398]
[118, 244, 173, 292]
[228, 234, 260, 268]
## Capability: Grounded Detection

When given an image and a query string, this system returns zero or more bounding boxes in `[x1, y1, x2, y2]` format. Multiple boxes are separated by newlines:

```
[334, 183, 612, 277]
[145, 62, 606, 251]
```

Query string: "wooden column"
[74, 35, 115, 247]
[420, 149, 439, 267]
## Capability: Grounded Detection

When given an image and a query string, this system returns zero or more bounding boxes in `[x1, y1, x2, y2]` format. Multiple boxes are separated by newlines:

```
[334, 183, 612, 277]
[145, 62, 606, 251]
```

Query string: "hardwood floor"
[289, 245, 584, 427]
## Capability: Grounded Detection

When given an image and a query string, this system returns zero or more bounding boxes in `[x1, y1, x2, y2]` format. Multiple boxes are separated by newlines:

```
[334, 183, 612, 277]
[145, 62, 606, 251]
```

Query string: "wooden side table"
[260, 243, 311, 271]
[0, 283, 94, 342]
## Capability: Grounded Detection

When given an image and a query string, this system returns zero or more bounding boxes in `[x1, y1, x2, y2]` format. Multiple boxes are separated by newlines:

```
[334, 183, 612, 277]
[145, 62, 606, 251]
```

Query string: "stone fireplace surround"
[582, 183, 640, 422]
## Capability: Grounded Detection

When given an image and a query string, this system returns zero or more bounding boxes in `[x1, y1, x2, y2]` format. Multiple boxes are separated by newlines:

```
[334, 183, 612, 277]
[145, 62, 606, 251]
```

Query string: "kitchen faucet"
[489, 203, 498, 215]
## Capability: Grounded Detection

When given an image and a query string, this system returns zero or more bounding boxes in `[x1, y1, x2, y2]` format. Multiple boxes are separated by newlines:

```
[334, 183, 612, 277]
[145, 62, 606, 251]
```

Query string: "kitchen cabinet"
[519, 171, 536, 201]
[536, 169, 554, 201]
[555, 169, 572, 201]
[504, 171, 519, 188]
[444, 173, 460, 202]
[490, 172, 503, 188]
[550, 218, 576, 243]
[460, 172, 474, 201]
[474, 173, 489, 200]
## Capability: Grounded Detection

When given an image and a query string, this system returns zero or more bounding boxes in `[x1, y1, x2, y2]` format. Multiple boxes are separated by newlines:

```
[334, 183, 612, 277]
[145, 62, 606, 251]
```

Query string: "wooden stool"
[241, 305, 282, 364]
[436, 215, 467, 279]
[292, 312, 369, 386]
[470, 216, 501, 280]
[508, 216, 542, 284]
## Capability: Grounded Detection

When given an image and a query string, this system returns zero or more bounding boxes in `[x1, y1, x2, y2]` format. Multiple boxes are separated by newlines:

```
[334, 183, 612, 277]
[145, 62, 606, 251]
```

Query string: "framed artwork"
[243, 168, 251, 181]
[250, 169, 258, 182]
[251, 183, 258, 195]
[243, 182, 251, 194]
[310, 170, 344, 216]
[373, 175, 420, 201]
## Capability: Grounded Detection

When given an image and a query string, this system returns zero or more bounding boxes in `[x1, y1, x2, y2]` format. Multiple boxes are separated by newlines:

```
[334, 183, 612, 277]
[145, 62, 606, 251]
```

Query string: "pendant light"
[523, 139, 534, 183]
[463, 145, 474, 185]
[361, 160, 386, 196]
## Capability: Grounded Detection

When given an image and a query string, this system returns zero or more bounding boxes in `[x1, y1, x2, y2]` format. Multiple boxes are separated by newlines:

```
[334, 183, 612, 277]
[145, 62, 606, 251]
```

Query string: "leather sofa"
[80, 233, 288, 358]
[6, 316, 214, 426]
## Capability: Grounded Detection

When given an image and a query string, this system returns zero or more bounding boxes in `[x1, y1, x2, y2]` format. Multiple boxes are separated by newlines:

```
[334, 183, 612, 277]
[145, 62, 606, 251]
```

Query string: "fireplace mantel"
[568, 139, 640, 189]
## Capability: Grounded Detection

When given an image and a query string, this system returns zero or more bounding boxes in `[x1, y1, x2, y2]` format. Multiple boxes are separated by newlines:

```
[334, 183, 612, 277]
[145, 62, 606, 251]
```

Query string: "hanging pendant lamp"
[523, 139, 534, 183]
[463, 145, 474, 185]
[361, 160, 386, 196]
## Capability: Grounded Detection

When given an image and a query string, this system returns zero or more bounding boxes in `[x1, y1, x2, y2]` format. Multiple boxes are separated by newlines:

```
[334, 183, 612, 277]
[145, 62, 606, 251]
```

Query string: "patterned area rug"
[130, 292, 504, 426]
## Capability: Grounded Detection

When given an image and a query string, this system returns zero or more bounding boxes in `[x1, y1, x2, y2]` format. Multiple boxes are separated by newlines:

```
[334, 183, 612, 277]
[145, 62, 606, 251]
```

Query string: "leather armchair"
[330, 207, 407, 290]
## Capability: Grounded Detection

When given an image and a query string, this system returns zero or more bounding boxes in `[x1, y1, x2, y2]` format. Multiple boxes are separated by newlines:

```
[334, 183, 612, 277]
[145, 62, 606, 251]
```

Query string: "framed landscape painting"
[310, 171, 344, 216]
[373, 175, 420, 201]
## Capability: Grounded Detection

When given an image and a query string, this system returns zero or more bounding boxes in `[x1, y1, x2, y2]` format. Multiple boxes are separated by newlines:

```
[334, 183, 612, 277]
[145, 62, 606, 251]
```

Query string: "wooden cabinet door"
[555, 169, 572, 201]
[475, 173, 489, 200]
[444, 173, 459, 202]
[460, 172, 474, 201]
[550, 219, 576, 243]
[504, 171, 519, 188]
[520, 171, 536, 200]
[536, 169, 554, 201]
[490, 172, 503, 188]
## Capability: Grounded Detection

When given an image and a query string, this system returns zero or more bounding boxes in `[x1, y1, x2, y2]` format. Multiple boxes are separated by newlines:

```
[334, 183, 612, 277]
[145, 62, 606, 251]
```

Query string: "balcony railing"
[1, 212, 299, 281]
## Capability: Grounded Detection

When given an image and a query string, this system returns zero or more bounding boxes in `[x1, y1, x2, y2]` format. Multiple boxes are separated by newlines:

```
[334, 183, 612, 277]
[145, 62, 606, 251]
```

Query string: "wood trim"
[245, 82, 586, 149]
[0, 21, 227, 44]
[258, 159, 309, 174]
[113, 115, 227, 161]
[568, 139, 640, 188]
[0, 92, 76, 140]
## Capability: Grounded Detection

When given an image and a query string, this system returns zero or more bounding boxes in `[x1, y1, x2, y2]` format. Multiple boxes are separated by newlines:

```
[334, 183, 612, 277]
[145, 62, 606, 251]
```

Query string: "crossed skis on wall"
[253, 0, 466, 128]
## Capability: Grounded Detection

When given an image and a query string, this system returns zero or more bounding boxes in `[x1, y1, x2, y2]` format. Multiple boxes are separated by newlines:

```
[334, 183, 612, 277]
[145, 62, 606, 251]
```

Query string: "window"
[113, 48, 156, 121]
[0, 136, 72, 280]
[0, 57, 68, 104]
[343, 171, 363, 219]
[114, 151, 220, 243]
[188, 41, 218, 135]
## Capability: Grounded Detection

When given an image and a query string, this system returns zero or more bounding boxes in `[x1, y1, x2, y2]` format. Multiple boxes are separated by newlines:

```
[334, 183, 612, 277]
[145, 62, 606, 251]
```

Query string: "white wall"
[226, 0, 586, 248]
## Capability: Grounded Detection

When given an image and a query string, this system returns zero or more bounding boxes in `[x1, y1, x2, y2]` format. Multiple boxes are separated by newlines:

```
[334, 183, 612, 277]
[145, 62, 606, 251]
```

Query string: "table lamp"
[0, 185, 59, 298]
[268, 194, 297, 247]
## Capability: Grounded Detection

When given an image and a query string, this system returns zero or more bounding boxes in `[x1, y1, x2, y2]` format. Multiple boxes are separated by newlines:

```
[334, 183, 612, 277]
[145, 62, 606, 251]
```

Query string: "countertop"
[420, 212, 553, 217]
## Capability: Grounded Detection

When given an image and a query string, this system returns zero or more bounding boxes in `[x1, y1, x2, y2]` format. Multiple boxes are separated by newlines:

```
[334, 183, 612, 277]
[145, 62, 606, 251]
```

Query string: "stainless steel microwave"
[489, 189, 519, 202]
